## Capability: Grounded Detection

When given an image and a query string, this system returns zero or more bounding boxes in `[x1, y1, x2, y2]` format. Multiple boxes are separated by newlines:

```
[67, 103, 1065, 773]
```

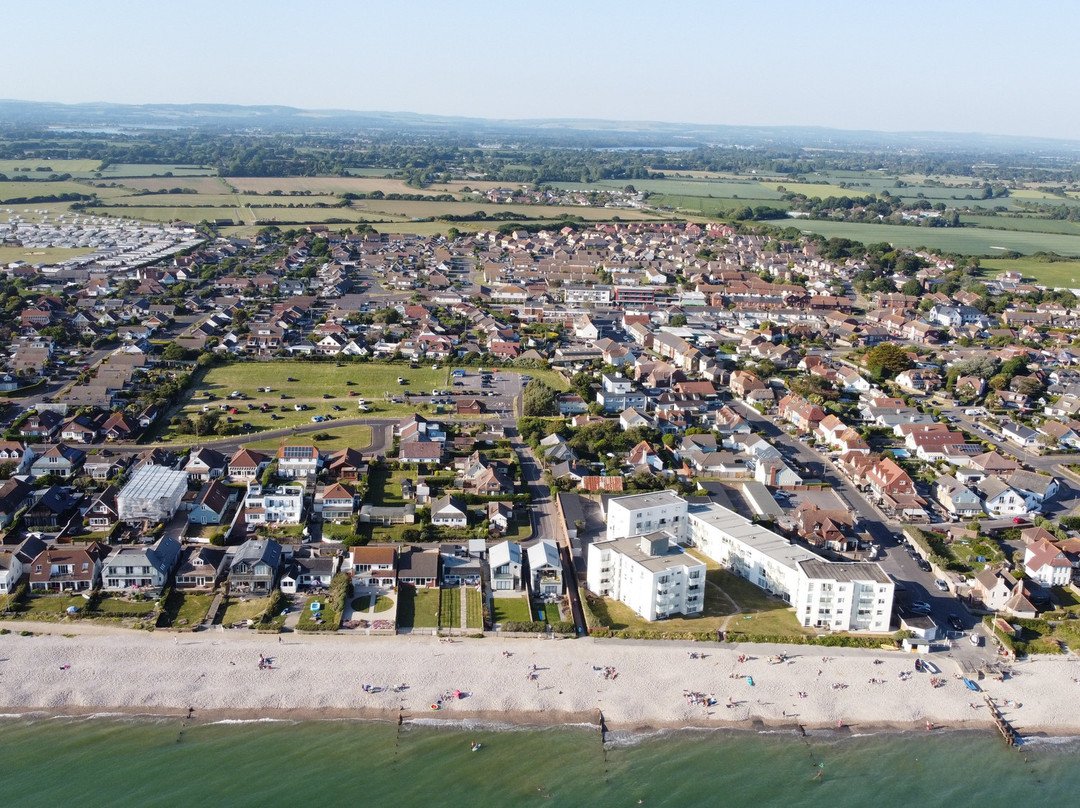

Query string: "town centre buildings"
[588, 492, 894, 631]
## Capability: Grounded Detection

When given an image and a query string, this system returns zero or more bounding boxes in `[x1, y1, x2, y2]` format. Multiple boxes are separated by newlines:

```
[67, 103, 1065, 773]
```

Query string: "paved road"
[509, 430, 558, 542]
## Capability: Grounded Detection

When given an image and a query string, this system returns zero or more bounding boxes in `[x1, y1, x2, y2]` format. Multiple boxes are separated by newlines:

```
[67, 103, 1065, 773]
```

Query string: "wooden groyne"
[984, 695, 1019, 748]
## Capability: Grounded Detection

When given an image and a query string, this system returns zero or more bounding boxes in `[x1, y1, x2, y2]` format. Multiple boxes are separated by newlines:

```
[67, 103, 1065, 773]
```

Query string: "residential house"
[1024, 539, 1074, 587]
[935, 475, 983, 519]
[0, 477, 33, 527]
[185, 447, 228, 481]
[227, 448, 270, 481]
[24, 486, 81, 530]
[431, 494, 467, 528]
[970, 568, 1038, 618]
[276, 445, 321, 478]
[397, 547, 440, 587]
[30, 443, 86, 479]
[86, 485, 120, 530]
[349, 546, 398, 588]
[280, 550, 338, 594]
[527, 540, 564, 597]
[187, 480, 236, 525]
[101, 536, 182, 595]
[314, 482, 357, 522]
[489, 540, 523, 590]
[28, 542, 109, 593]
[243, 481, 304, 526]
[228, 539, 283, 594]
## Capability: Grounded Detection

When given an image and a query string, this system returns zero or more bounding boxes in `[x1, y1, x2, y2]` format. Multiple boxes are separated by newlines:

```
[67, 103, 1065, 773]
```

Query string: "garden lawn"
[158, 592, 214, 628]
[441, 587, 461, 628]
[465, 588, 483, 629]
[221, 597, 270, 625]
[411, 587, 442, 628]
[492, 596, 532, 624]
[22, 595, 89, 616]
[94, 596, 156, 615]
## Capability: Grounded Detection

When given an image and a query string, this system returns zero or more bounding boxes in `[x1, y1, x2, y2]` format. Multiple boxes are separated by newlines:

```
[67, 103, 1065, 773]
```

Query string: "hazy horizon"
[5, 0, 1077, 141]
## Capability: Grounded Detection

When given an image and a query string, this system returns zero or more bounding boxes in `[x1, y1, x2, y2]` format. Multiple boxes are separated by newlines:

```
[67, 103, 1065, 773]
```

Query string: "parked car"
[934, 579, 949, 592]
[1012, 516, 1025, 524]
[947, 615, 964, 631]
[918, 559, 932, 572]
[909, 601, 932, 614]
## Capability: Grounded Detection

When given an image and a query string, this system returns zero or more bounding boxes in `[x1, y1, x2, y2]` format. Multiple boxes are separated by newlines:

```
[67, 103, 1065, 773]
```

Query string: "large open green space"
[981, 258, 1080, 289]
[766, 218, 1080, 256]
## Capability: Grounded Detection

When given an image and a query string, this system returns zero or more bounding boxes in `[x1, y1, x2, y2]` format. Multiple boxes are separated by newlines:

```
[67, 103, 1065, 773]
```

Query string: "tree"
[162, 342, 189, 361]
[900, 278, 921, 296]
[523, 379, 558, 417]
[669, 313, 688, 327]
[865, 343, 911, 377]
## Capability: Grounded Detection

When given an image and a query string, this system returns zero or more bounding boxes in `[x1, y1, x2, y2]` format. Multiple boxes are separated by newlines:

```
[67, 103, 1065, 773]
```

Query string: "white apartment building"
[687, 501, 895, 633]
[244, 481, 304, 525]
[587, 532, 706, 621]
[687, 501, 812, 601]
[795, 560, 894, 633]
[605, 490, 688, 541]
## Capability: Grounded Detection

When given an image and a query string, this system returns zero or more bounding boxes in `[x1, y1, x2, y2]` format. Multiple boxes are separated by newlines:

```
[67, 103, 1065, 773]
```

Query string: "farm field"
[97, 163, 215, 178]
[0, 180, 103, 201]
[961, 215, 1080, 235]
[98, 193, 343, 208]
[981, 258, 1080, 289]
[650, 194, 789, 217]
[0, 158, 102, 175]
[112, 177, 232, 194]
[229, 176, 435, 195]
[357, 198, 658, 221]
[87, 205, 256, 224]
[768, 218, 1080, 256]
[555, 178, 786, 198]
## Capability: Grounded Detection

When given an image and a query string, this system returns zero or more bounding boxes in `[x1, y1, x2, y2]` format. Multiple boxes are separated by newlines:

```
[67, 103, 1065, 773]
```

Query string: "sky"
[3, 0, 1078, 141]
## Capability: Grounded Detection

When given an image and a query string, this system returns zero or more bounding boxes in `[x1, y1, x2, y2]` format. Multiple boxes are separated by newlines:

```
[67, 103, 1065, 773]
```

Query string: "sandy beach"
[1, 622, 1077, 737]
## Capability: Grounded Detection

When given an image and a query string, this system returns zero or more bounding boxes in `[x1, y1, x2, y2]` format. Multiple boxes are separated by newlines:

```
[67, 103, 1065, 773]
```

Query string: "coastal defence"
[0, 624, 1077, 738]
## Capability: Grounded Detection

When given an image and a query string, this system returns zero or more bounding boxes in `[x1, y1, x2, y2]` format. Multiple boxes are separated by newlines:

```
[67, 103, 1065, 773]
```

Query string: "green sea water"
[1, 717, 1076, 807]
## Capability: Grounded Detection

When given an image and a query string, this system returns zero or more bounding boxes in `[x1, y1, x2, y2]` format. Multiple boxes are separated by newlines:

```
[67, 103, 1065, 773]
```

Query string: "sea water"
[0, 717, 1075, 806]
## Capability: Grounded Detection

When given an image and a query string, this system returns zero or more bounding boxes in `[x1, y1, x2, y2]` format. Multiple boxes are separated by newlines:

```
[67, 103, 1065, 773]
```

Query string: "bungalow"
[227, 448, 270, 481]
[324, 447, 368, 481]
[280, 551, 338, 594]
[349, 546, 398, 588]
[399, 440, 445, 465]
[397, 547, 440, 587]
[431, 494, 467, 528]
[487, 500, 515, 532]
[60, 414, 99, 445]
[185, 447, 228, 481]
[1000, 421, 1038, 448]
[101, 536, 182, 595]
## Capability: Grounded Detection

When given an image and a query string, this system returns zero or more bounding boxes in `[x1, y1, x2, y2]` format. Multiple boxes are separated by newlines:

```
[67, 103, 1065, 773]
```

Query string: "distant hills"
[1, 99, 1078, 154]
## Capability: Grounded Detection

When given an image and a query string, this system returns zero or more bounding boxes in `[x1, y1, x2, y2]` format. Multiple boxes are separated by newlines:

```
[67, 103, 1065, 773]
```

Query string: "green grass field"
[492, 595, 532, 624]
[441, 587, 461, 628]
[961, 215, 1080, 235]
[769, 218, 1080, 256]
[403, 587, 441, 628]
[241, 424, 373, 452]
[465, 588, 483, 629]
[0, 246, 93, 264]
[221, 597, 269, 625]
[163, 361, 452, 441]
[982, 258, 1080, 288]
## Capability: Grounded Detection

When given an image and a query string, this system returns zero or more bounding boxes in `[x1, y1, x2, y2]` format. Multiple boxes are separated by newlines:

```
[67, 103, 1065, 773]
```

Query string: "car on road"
[909, 601, 932, 614]
[1012, 516, 1025, 524]
[918, 559, 932, 572]
[934, 579, 949, 592]
[947, 615, 965, 631]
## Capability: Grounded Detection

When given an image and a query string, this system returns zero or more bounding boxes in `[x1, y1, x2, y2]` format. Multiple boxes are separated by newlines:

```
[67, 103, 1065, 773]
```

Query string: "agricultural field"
[87, 205, 256, 224]
[649, 194, 789, 217]
[357, 198, 658, 221]
[770, 218, 1080, 257]
[0, 158, 102, 175]
[96, 163, 215, 178]
[555, 178, 786, 198]
[112, 176, 232, 194]
[228, 176, 431, 195]
[961, 215, 1080, 235]
[981, 258, 1080, 289]
[0, 180, 101, 201]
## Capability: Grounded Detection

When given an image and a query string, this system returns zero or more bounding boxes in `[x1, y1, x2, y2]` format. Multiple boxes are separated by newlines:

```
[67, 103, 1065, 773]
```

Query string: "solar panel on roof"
[282, 446, 312, 458]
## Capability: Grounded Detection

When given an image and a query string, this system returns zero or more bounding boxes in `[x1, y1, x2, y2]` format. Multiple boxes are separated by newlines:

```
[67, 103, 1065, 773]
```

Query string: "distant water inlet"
[1, 718, 1078, 807]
